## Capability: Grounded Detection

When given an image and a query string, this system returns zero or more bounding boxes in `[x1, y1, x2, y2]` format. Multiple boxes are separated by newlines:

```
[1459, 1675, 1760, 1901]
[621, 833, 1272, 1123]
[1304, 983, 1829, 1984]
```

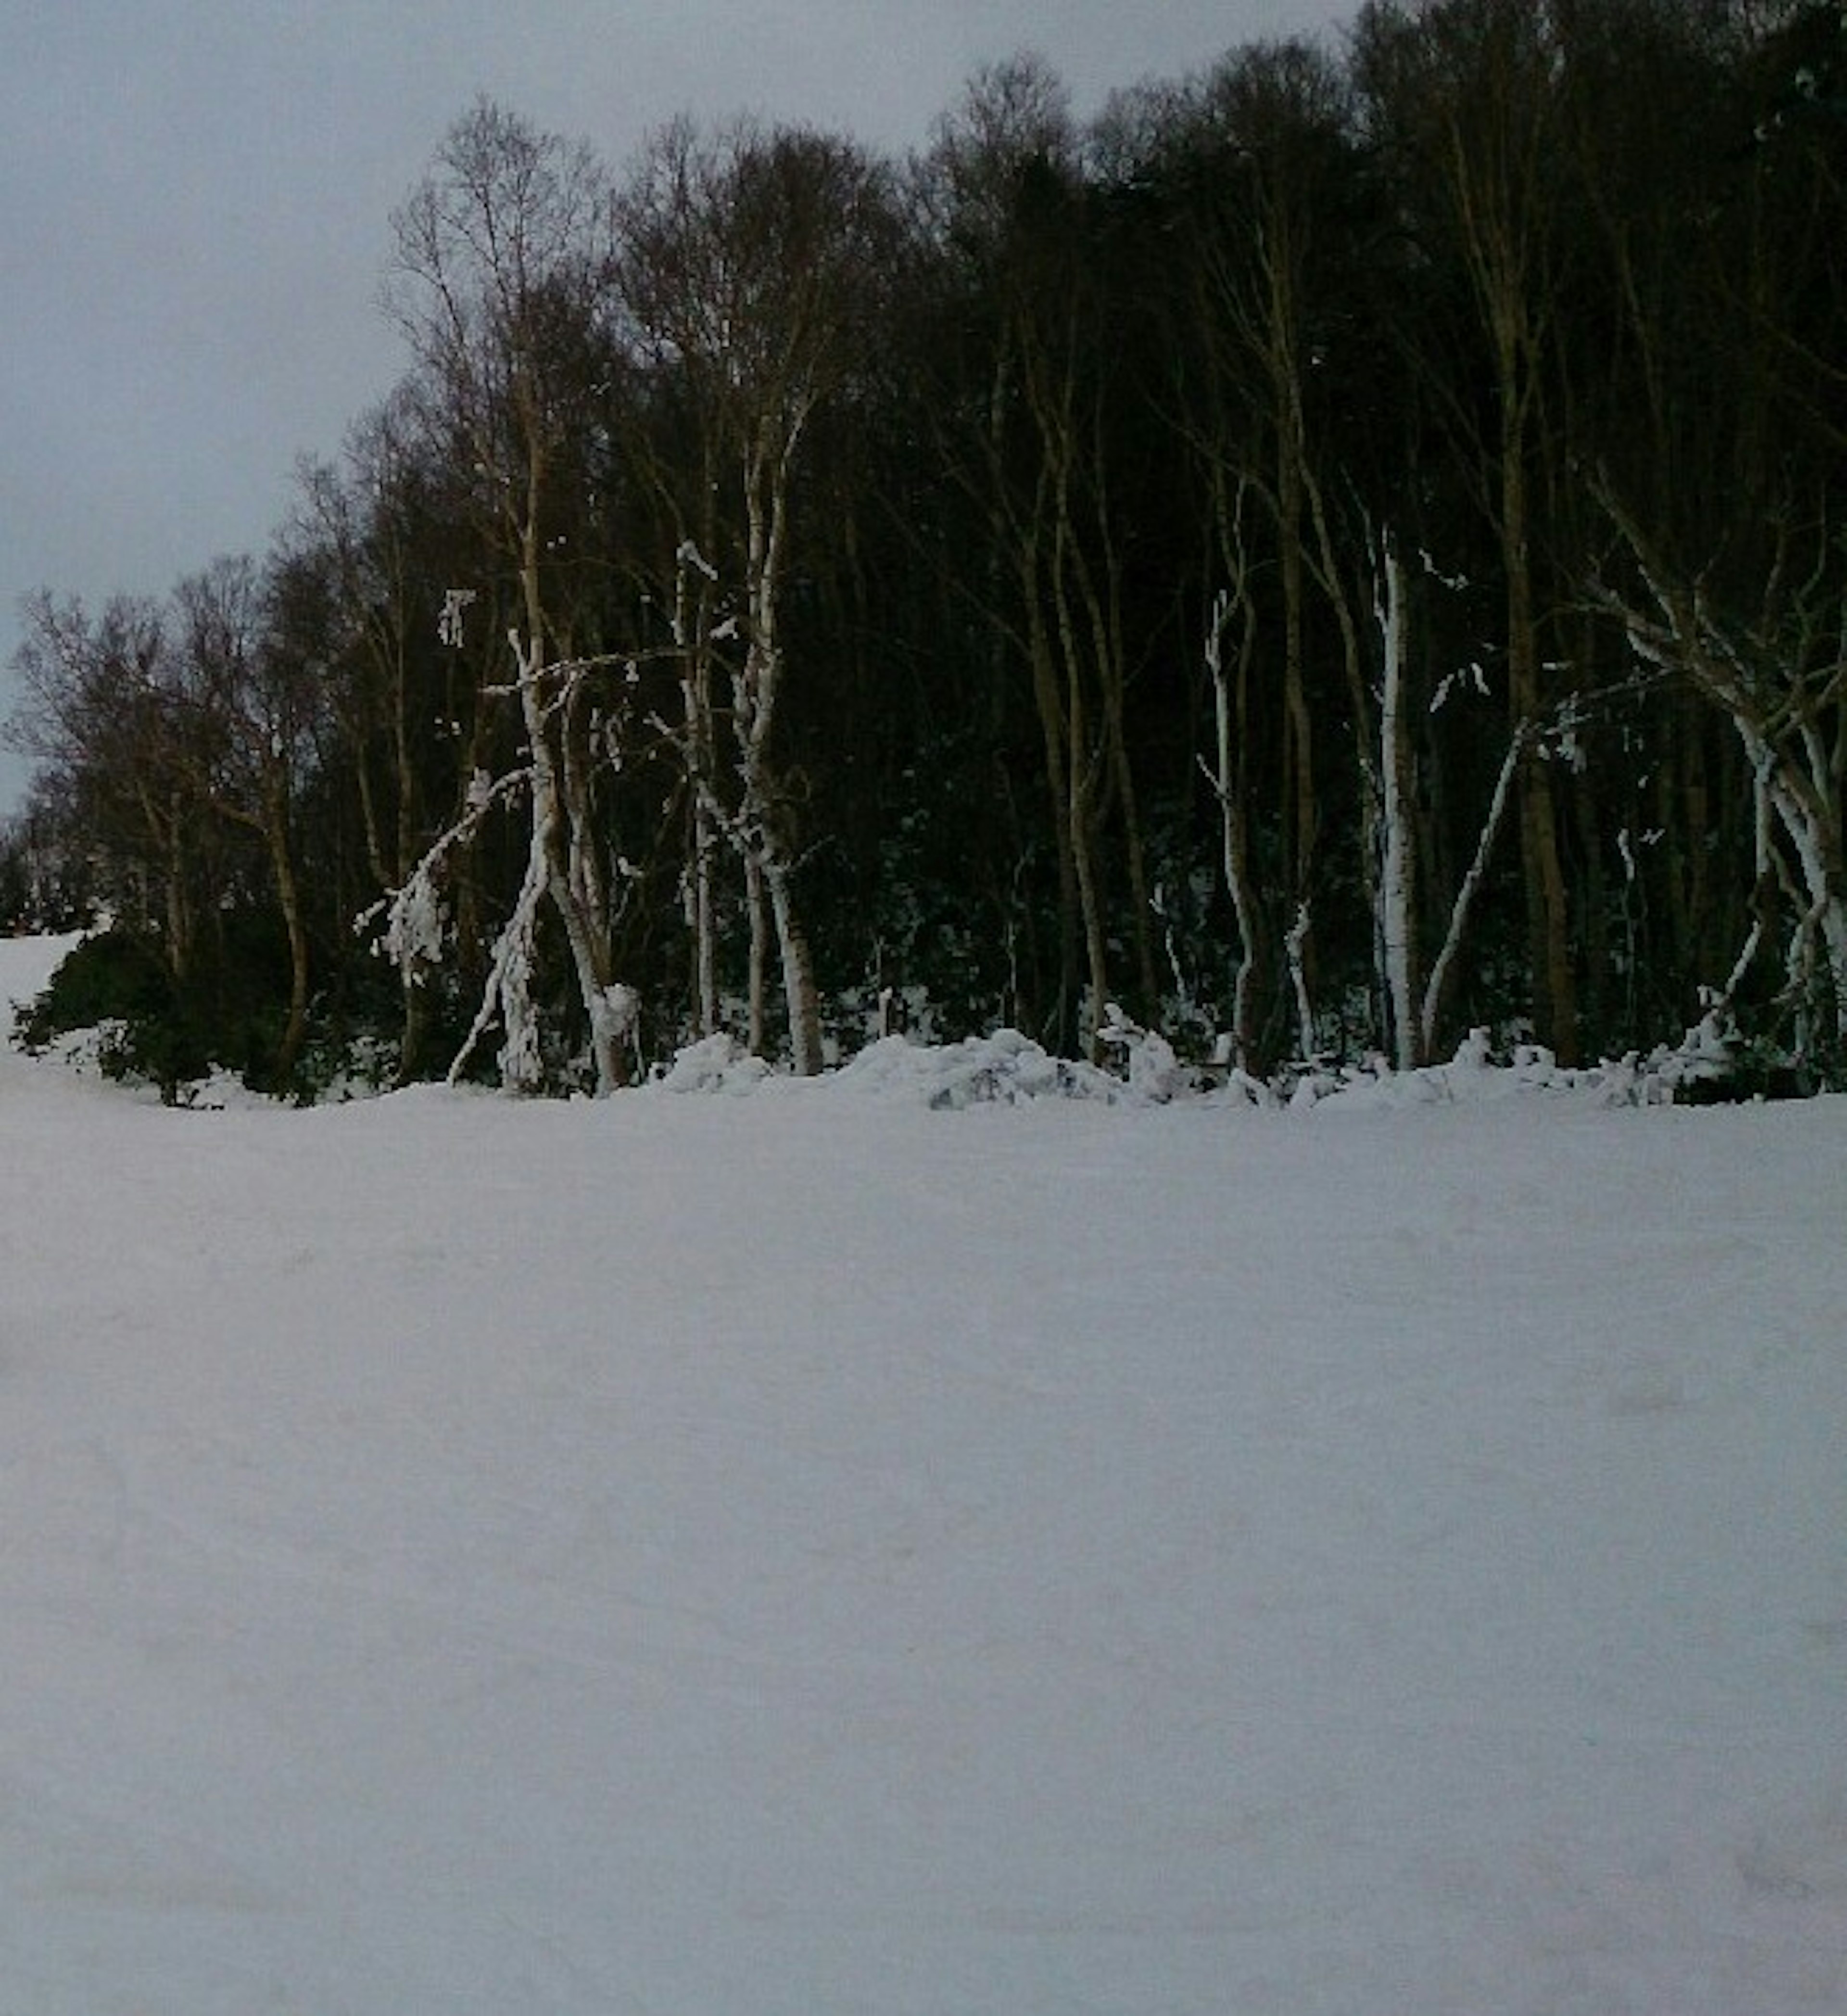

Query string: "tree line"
[7, 0, 1844, 1095]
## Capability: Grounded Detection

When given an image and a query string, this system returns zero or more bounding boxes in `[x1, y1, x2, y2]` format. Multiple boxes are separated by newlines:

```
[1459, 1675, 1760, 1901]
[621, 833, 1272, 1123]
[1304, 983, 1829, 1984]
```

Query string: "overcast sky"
[0, 0, 1356, 812]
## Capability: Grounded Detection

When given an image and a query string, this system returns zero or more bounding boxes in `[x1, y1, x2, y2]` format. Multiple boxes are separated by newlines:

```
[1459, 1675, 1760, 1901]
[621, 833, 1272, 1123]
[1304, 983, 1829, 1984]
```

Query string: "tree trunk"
[1375, 533, 1419, 1069]
[517, 482, 628, 1094]
[1279, 423, 1317, 939]
[745, 853, 769, 1057]
[1206, 583, 1266, 1073]
[1421, 724, 1526, 1061]
[514, 629, 627, 1095]
[1052, 523, 1111, 1060]
[264, 778, 310, 1088]
[693, 802, 720, 1039]
[1503, 385, 1578, 1061]
[1025, 560, 1081, 1053]
[767, 859, 823, 1076]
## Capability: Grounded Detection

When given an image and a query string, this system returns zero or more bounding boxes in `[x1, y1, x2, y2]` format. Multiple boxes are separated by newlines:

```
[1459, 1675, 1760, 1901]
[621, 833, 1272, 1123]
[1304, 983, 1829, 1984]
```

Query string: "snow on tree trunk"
[450, 802, 548, 1095]
[1742, 722, 1847, 1049]
[399, 627, 634, 1097]
[513, 641, 627, 1095]
[1594, 488, 1847, 1057]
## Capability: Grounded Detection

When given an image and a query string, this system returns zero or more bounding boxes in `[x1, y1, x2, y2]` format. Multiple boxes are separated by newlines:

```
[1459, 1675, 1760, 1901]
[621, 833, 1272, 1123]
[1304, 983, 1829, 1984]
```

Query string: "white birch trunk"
[693, 819, 720, 1038]
[673, 541, 723, 1039]
[450, 796, 548, 1094]
[745, 853, 769, 1058]
[735, 412, 824, 1073]
[1596, 486, 1847, 1053]
[1374, 532, 1418, 1070]
[514, 630, 627, 1095]
[767, 861, 822, 1077]
[1205, 587, 1262, 1072]
[1286, 901, 1315, 1062]
[1740, 722, 1847, 1046]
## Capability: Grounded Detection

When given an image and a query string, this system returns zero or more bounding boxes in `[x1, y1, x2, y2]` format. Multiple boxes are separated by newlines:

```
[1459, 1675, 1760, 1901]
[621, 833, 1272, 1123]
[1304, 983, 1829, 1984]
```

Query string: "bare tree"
[291, 401, 449, 1076]
[1356, 0, 1581, 1058]
[1189, 42, 1364, 1014]
[10, 592, 205, 975]
[920, 62, 1164, 1059]
[173, 556, 322, 1084]
[389, 99, 634, 1092]
[617, 117, 898, 1073]
[1595, 486, 1847, 1052]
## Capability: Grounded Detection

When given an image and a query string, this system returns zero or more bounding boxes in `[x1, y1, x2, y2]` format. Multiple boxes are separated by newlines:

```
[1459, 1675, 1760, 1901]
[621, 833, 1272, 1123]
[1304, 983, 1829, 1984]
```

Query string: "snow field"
[0, 934, 1842, 2013]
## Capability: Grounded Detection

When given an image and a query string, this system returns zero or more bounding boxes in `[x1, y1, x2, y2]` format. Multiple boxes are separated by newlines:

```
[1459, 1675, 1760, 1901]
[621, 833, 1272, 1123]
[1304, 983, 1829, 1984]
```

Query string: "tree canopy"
[9, 0, 1845, 1095]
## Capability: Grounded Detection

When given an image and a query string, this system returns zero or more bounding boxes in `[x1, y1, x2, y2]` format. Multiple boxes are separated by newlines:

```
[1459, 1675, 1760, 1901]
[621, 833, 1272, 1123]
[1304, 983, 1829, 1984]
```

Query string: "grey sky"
[0, 0, 1356, 812]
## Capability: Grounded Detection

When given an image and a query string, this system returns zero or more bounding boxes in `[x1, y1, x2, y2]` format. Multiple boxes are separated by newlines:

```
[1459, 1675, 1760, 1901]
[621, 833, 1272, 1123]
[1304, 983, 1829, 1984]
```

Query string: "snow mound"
[842, 1028, 1130, 1108]
[649, 1030, 773, 1094]
[1282, 1016, 1747, 1114]
[649, 1026, 1139, 1106]
[638, 1012, 1765, 1114]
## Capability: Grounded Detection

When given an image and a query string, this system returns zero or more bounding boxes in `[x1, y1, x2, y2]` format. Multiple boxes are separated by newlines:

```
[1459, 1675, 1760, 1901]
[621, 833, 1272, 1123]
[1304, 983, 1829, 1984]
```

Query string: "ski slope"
[0, 933, 1841, 2014]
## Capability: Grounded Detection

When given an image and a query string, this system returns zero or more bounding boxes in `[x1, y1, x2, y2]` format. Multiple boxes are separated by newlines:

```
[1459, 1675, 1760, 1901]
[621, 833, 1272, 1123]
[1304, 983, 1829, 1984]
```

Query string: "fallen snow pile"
[1281, 1013, 1745, 1113]
[648, 1008, 1749, 1112]
[645, 1028, 777, 1095]
[651, 1021, 1145, 1105]
[835, 1027, 1130, 1107]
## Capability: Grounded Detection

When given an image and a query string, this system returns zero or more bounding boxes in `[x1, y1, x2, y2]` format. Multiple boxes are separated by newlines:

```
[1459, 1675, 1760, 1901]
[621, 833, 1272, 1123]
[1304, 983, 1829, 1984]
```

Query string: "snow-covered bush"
[1097, 1002, 1186, 1103]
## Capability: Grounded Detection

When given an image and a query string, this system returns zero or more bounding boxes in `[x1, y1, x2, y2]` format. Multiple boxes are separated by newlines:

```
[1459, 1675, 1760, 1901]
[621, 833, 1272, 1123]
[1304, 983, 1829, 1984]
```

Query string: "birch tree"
[389, 99, 634, 1092]
[914, 60, 1088, 1051]
[1596, 490, 1847, 1054]
[291, 398, 467, 1078]
[1372, 531, 1420, 1067]
[921, 63, 1162, 1058]
[1201, 497, 1268, 1072]
[616, 118, 898, 1073]
[1355, 0, 1581, 1059]
[1188, 42, 1361, 1002]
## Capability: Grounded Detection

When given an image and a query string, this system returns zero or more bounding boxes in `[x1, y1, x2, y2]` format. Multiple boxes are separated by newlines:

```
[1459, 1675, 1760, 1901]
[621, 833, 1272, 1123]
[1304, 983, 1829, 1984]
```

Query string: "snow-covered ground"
[0, 931, 1842, 2015]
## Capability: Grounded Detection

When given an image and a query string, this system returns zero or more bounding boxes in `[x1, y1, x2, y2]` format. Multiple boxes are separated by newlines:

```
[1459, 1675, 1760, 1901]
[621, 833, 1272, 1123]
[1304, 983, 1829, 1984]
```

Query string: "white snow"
[0, 931, 1842, 2014]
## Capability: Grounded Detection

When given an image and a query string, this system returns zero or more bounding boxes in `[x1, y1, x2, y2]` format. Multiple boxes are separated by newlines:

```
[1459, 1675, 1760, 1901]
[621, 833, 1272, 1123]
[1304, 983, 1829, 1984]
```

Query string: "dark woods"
[7, 0, 1845, 1095]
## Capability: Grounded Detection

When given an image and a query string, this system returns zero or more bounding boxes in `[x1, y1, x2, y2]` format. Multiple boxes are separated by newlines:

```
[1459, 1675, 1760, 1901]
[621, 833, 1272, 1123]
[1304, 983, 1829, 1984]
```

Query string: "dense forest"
[6, 0, 1844, 1096]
